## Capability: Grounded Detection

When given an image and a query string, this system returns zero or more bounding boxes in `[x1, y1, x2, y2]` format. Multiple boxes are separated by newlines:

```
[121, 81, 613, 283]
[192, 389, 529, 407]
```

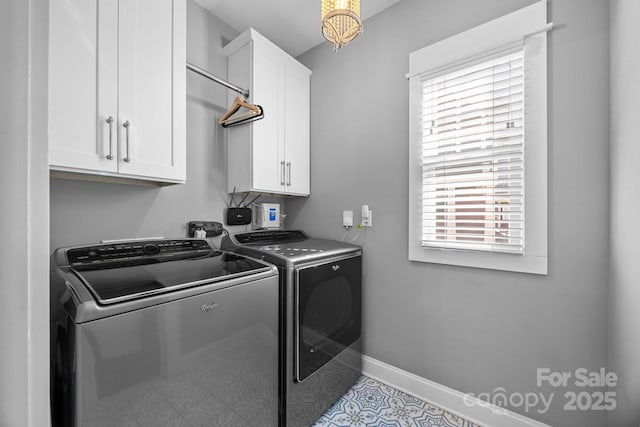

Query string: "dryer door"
[294, 255, 362, 382]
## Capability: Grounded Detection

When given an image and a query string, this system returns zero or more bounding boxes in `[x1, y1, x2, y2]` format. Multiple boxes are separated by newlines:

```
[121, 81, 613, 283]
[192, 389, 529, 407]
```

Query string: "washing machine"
[221, 230, 362, 427]
[50, 238, 279, 427]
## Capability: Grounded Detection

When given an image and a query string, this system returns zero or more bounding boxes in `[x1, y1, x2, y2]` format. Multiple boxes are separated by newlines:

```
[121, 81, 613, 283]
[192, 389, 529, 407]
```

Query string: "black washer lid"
[66, 240, 270, 305]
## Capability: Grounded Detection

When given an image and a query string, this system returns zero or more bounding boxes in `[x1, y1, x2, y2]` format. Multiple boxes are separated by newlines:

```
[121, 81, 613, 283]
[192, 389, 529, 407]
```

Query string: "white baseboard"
[362, 355, 551, 427]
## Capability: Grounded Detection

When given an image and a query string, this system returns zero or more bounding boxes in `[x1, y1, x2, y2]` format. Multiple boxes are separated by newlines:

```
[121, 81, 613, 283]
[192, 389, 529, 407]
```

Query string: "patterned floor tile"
[312, 376, 482, 427]
[440, 411, 481, 427]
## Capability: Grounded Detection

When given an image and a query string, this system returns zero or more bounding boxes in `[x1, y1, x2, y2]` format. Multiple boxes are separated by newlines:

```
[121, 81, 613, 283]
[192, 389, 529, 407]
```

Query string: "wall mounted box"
[254, 203, 281, 229]
[224, 28, 311, 196]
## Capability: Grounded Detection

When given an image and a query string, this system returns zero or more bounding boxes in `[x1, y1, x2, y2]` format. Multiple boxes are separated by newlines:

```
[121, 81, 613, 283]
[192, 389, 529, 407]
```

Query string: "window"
[422, 49, 525, 254]
[408, 1, 548, 274]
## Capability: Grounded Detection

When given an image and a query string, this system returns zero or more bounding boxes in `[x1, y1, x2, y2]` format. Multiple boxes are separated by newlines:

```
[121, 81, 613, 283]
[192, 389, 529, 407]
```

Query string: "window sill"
[408, 246, 548, 275]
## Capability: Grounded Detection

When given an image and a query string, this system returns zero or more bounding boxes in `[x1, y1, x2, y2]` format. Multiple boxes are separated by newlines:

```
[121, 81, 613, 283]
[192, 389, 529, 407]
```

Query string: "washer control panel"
[66, 239, 212, 265]
[235, 230, 307, 244]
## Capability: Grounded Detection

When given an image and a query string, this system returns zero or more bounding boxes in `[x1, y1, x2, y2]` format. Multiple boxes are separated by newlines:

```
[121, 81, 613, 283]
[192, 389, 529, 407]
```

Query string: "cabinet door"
[251, 41, 285, 193]
[284, 63, 310, 195]
[49, 0, 118, 173]
[117, 0, 186, 182]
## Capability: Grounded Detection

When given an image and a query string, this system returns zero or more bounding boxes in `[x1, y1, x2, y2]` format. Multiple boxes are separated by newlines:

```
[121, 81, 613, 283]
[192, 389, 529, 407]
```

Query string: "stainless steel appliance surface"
[221, 230, 363, 427]
[50, 238, 279, 427]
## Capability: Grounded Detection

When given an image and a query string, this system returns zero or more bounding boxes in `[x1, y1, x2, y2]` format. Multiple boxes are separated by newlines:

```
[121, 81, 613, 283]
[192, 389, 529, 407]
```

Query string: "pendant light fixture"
[321, 0, 363, 51]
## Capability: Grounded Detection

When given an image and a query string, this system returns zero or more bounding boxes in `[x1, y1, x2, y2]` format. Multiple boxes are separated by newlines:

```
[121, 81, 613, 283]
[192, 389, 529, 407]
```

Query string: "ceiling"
[193, 0, 402, 57]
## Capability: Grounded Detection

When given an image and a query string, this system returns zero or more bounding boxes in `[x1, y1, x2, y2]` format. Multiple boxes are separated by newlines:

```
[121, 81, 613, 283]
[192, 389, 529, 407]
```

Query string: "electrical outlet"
[343, 210, 353, 228]
[188, 221, 223, 237]
[361, 205, 372, 227]
[362, 210, 372, 227]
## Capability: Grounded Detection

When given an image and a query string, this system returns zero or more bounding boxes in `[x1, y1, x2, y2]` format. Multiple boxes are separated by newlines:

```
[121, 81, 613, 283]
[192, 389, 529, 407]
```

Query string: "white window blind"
[421, 49, 525, 254]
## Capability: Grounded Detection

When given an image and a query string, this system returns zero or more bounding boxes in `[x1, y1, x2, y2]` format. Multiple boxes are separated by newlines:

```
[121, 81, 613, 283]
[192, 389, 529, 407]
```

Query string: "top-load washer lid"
[63, 239, 271, 305]
[221, 230, 362, 267]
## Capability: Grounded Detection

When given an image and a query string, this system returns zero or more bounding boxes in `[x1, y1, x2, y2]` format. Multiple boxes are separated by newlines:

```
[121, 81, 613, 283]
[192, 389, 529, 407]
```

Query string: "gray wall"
[50, 1, 278, 250]
[609, 1, 640, 425]
[289, 0, 610, 425]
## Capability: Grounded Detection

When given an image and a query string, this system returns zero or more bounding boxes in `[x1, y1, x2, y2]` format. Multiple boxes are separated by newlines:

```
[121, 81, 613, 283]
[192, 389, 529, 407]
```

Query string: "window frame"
[407, 1, 548, 275]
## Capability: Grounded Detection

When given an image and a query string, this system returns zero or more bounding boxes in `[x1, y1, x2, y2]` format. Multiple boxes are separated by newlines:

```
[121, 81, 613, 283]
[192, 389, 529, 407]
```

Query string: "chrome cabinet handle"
[286, 162, 291, 186]
[280, 161, 285, 186]
[105, 116, 114, 160]
[122, 121, 131, 163]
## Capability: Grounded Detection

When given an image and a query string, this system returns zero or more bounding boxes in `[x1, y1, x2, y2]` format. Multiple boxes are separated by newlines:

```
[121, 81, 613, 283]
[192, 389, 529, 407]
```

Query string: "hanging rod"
[186, 62, 250, 99]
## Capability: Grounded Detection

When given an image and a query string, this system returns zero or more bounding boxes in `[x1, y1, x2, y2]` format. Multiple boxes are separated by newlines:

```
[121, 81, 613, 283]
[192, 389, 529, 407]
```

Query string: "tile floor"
[313, 376, 482, 427]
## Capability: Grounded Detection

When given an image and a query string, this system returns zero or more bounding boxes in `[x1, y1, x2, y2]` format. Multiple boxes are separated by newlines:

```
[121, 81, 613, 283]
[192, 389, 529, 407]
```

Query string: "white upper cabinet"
[283, 62, 311, 195]
[48, 0, 186, 184]
[224, 29, 311, 196]
[48, 0, 118, 174]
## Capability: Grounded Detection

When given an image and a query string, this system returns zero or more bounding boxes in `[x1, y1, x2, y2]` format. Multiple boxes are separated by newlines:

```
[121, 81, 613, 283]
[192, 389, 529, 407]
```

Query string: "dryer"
[221, 230, 362, 427]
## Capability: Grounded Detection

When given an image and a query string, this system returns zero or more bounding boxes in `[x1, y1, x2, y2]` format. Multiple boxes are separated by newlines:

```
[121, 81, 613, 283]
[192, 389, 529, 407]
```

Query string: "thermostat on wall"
[254, 203, 281, 229]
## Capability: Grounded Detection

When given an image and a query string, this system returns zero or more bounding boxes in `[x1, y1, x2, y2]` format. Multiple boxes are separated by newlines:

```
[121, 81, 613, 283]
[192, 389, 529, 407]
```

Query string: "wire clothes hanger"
[186, 62, 264, 128]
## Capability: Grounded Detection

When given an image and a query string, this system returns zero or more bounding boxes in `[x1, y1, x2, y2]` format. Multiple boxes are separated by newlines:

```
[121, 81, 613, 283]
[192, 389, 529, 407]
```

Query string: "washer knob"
[143, 244, 160, 255]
